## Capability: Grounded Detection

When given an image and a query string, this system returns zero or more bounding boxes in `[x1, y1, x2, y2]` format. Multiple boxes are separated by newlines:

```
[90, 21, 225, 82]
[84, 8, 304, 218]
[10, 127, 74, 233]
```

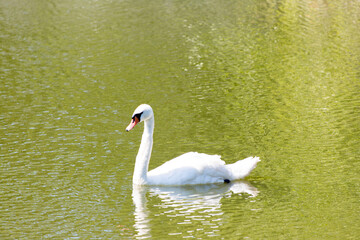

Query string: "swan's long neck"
[133, 117, 154, 185]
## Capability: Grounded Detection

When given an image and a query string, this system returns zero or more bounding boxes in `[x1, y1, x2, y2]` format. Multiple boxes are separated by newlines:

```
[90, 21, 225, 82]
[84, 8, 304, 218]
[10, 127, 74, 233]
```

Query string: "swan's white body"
[126, 104, 260, 185]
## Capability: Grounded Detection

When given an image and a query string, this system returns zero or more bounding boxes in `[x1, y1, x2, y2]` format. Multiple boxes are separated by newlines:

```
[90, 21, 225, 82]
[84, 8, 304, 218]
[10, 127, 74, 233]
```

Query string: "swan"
[126, 104, 260, 185]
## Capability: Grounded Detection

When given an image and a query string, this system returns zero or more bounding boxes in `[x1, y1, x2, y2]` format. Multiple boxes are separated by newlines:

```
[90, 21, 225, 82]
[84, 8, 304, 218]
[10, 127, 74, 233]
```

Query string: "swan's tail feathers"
[226, 156, 261, 180]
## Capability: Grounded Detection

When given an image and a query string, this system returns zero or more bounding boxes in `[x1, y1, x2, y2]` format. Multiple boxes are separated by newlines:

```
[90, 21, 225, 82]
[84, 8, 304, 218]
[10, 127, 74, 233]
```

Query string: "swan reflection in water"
[132, 181, 259, 238]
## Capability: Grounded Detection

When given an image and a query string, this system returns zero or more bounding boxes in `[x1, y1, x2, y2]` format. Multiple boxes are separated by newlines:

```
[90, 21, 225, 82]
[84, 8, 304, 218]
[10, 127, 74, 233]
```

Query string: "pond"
[1, 0, 359, 239]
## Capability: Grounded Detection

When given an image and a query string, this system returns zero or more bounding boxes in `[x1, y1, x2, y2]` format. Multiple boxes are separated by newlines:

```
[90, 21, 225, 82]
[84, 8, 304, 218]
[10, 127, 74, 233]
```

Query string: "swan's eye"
[132, 112, 143, 122]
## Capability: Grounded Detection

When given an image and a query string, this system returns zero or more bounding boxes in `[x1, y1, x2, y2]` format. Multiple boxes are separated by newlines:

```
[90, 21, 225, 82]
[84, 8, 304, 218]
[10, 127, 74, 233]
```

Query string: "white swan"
[126, 104, 260, 185]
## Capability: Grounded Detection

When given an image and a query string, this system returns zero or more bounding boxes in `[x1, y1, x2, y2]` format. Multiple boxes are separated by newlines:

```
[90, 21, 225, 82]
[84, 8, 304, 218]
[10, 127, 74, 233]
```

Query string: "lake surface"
[1, 0, 359, 239]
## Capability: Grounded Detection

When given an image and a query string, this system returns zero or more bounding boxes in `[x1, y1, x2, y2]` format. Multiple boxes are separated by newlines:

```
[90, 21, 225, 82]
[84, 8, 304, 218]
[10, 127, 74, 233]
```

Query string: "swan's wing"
[147, 152, 230, 185]
[153, 152, 225, 169]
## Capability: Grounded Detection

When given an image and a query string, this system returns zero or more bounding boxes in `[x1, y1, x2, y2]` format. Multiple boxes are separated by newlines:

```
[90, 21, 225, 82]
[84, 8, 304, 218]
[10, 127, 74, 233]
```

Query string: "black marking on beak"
[132, 112, 143, 122]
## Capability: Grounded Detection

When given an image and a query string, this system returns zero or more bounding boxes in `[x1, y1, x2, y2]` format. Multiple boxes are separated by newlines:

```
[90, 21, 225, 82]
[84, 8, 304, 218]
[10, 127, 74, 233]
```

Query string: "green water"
[1, 0, 359, 239]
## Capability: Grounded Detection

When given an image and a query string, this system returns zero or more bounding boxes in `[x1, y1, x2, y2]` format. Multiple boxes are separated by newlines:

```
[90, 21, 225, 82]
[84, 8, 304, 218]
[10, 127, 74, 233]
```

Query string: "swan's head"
[126, 104, 153, 131]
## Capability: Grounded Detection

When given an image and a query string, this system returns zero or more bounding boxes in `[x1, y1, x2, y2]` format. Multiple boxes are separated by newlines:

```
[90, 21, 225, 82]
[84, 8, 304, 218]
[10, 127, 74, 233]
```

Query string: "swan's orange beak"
[126, 116, 140, 132]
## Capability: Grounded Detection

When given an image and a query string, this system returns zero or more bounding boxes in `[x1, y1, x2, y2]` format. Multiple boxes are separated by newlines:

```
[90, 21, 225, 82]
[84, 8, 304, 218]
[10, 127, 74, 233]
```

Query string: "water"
[1, 0, 359, 239]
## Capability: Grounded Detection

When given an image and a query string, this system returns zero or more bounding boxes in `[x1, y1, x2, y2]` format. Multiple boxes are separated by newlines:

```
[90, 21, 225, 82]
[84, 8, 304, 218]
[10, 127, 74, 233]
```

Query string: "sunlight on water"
[0, 0, 359, 239]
